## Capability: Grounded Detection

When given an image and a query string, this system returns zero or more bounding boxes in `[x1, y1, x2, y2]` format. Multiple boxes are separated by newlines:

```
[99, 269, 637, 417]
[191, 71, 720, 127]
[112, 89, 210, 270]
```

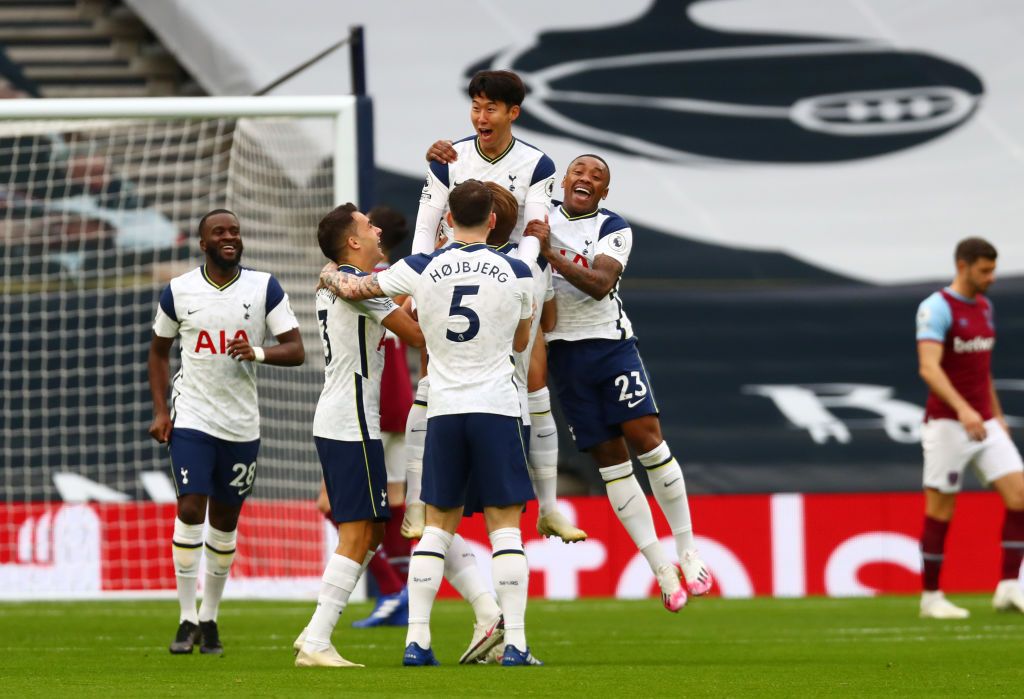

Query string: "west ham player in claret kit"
[148, 209, 304, 655]
[525, 155, 714, 612]
[293, 204, 423, 667]
[916, 237, 1024, 619]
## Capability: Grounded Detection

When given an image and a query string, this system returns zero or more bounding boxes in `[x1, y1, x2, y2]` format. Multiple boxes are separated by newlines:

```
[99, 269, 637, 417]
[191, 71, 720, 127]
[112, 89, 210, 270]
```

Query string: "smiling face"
[199, 212, 242, 269]
[350, 210, 384, 267]
[561, 156, 610, 216]
[470, 95, 519, 153]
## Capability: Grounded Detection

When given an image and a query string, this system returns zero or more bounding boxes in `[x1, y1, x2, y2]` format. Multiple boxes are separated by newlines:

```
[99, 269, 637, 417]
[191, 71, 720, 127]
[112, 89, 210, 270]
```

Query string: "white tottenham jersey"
[313, 265, 398, 442]
[377, 241, 533, 418]
[495, 241, 553, 426]
[547, 202, 635, 342]
[413, 135, 556, 254]
[153, 266, 299, 441]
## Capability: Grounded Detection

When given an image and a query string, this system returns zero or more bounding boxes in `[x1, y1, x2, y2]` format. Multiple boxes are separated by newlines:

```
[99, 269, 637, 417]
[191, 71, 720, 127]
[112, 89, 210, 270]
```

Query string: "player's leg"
[619, 414, 713, 596]
[919, 419, 971, 618]
[977, 425, 1024, 611]
[381, 431, 412, 575]
[404, 414, 467, 666]
[446, 533, 504, 664]
[470, 413, 539, 665]
[528, 341, 586, 543]
[297, 437, 390, 667]
[167, 428, 217, 654]
[401, 377, 430, 539]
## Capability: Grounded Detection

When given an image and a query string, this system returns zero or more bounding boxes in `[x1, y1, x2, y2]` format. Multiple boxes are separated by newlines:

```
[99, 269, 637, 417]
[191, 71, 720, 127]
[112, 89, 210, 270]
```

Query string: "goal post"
[0, 96, 363, 599]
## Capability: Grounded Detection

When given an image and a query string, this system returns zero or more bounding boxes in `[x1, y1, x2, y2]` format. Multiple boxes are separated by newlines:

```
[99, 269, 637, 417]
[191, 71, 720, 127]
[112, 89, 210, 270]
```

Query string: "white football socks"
[639, 441, 696, 557]
[303, 553, 363, 652]
[171, 517, 203, 625]
[198, 525, 236, 623]
[444, 533, 501, 625]
[405, 526, 452, 649]
[527, 388, 559, 516]
[490, 527, 529, 651]
[404, 377, 429, 506]
[599, 461, 670, 573]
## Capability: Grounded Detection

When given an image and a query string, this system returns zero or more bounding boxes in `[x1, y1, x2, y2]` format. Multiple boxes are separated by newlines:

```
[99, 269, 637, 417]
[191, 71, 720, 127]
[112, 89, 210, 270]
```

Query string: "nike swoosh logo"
[617, 494, 636, 512]
[187, 308, 199, 315]
[536, 431, 556, 438]
[626, 398, 644, 408]
[664, 478, 680, 487]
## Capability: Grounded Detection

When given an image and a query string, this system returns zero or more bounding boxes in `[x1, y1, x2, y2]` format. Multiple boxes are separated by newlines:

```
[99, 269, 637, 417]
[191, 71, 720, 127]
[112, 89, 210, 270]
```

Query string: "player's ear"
[445, 211, 454, 229]
[488, 211, 496, 231]
[508, 104, 520, 122]
[602, 187, 609, 201]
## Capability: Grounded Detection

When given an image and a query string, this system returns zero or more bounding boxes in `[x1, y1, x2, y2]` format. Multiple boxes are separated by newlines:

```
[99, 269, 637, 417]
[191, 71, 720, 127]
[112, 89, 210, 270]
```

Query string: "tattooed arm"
[319, 262, 387, 300]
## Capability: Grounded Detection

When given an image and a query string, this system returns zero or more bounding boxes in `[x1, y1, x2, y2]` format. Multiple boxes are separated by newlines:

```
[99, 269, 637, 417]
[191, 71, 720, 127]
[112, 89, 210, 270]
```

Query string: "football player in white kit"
[294, 204, 424, 667]
[319, 181, 541, 666]
[149, 210, 304, 654]
[407, 70, 580, 544]
[525, 155, 714, 612]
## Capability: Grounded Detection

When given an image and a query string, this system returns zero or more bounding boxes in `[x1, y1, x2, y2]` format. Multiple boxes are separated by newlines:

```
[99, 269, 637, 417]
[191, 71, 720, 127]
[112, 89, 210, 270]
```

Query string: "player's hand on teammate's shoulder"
[957, 404, 987, 441]
[426, 140, 457, 164]
[523, 215, 551, 253]
[148, 412, 172, 444]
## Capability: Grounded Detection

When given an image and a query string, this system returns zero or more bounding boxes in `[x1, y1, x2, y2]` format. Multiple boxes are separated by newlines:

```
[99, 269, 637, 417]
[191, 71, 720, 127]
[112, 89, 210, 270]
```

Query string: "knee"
[176, 497, 205, 525]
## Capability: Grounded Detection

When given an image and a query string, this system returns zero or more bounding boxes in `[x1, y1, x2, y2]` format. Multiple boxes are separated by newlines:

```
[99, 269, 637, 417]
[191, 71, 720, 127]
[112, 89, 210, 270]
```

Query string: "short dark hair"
[570, 153, 611, 183]
[483, 181, 518, 246]
[467, 70, 525, 107]
[448, 180, 493, 228]
[368, 205, 408, 254]
[317, 203, 358, 261]
[197, 208, 236, 237]
[955, 237, 997, 265]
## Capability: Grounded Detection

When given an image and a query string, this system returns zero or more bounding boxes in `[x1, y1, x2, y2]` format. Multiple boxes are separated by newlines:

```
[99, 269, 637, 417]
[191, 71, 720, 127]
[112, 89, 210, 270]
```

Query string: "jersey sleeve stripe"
[428, 160, 450, 188]
[265, 275, 286, 314]
[159, 285, 177, 322]
[400, 252, 435, 275]
[530, 154, 556, 186]
[598, 212, 630, 239]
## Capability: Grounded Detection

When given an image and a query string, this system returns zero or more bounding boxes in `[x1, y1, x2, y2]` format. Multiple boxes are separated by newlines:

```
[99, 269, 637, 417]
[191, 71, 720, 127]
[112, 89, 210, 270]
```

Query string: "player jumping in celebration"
[149, 209, 304, 654]
[320, 180, 541, 666]
[916, 237, 1024, 618]
[413, 70, 583, 543]
[524, 155, 714, 612]
[294, 205, 424, 666]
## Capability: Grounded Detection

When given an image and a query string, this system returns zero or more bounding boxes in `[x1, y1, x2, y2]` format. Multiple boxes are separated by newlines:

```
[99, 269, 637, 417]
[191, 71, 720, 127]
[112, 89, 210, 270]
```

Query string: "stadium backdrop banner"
[1, 493, 1014, 600]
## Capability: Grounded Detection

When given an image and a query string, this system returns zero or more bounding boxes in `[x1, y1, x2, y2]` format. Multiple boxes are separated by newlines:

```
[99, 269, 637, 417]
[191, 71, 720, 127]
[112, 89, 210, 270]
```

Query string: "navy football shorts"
[169, 427, 260, 505]
[315, 436, 391, 523]
[547, 337, 660, 451]
[464, 425, 531, 517]
[422, 413, 534, 510]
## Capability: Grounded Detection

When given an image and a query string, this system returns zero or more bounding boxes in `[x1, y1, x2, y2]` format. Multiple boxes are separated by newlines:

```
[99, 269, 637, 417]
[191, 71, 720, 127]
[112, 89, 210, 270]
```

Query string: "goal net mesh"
[0, 113, 341, 597]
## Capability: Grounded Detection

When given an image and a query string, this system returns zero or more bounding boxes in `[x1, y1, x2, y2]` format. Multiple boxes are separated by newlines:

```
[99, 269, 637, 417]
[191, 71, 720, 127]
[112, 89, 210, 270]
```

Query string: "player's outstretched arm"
[319, 262, 386, 300]
[525, 217, 622, 300]
[382, 308, 425, 349]
[918, 340, 986, 441]
[226, 327, 304, 366]
[148, 334, 174, 443]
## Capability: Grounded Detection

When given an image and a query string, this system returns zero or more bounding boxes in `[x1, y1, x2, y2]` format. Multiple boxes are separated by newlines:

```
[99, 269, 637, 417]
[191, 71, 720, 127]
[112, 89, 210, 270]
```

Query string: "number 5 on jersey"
[447, 285, 480, 343]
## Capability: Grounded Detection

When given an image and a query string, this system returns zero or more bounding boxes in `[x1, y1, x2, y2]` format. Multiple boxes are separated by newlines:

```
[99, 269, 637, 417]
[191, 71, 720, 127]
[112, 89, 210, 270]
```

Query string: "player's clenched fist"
[148, 412, 172, 443]
[523, 215, 551, 252]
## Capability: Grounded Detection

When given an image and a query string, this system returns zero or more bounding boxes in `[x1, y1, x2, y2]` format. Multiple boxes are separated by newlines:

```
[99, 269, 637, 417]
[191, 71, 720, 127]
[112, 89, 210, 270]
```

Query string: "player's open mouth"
[478, 128, 493, 139]
[220, 245, 237, 254]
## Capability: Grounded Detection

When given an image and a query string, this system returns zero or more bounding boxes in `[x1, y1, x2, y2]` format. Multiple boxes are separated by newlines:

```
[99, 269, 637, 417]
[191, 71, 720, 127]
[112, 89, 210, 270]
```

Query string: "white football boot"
[655, 563, 688, 612]
[920, 590, 970, 619]
[295, 643, 364, 668]
[459, 614, 504, 664]
[679, 549, 714, 596]
[536, 511, 588, 543]
[993, 579, 1024, 612]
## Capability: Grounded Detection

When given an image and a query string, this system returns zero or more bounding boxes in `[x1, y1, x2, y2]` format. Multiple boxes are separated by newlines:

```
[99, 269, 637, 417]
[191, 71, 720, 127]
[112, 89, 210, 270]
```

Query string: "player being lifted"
[294, 205, 424, 666]
[412, 69, 583, 543]
[149, 209, 304, 654]
[320, 180, 541, 666]
[525, 155, 714, 612]
[916, 237, 1024, 618]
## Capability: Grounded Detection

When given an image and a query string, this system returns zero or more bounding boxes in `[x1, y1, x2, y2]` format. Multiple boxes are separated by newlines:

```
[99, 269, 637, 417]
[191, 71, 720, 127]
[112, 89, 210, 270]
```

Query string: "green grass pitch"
[1, 595, 1021, 697]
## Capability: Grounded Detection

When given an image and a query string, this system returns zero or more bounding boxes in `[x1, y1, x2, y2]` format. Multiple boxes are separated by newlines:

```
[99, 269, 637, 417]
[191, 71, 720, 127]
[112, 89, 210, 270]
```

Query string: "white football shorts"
[922, 418, 1024, 493]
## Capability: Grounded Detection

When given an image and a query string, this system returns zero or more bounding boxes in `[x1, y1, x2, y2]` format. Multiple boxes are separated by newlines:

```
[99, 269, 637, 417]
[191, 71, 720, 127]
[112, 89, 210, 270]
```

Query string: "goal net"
[0, 97, 360, 598]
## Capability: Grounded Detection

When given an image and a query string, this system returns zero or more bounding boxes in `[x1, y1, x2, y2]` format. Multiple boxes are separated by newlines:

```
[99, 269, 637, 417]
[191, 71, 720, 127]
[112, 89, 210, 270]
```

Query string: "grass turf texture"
[1, 595, 1021, 697]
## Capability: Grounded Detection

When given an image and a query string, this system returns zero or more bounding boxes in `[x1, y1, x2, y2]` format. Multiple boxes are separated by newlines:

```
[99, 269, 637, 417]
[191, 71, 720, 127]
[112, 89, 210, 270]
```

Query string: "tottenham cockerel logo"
[469, 0, 983, 163]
